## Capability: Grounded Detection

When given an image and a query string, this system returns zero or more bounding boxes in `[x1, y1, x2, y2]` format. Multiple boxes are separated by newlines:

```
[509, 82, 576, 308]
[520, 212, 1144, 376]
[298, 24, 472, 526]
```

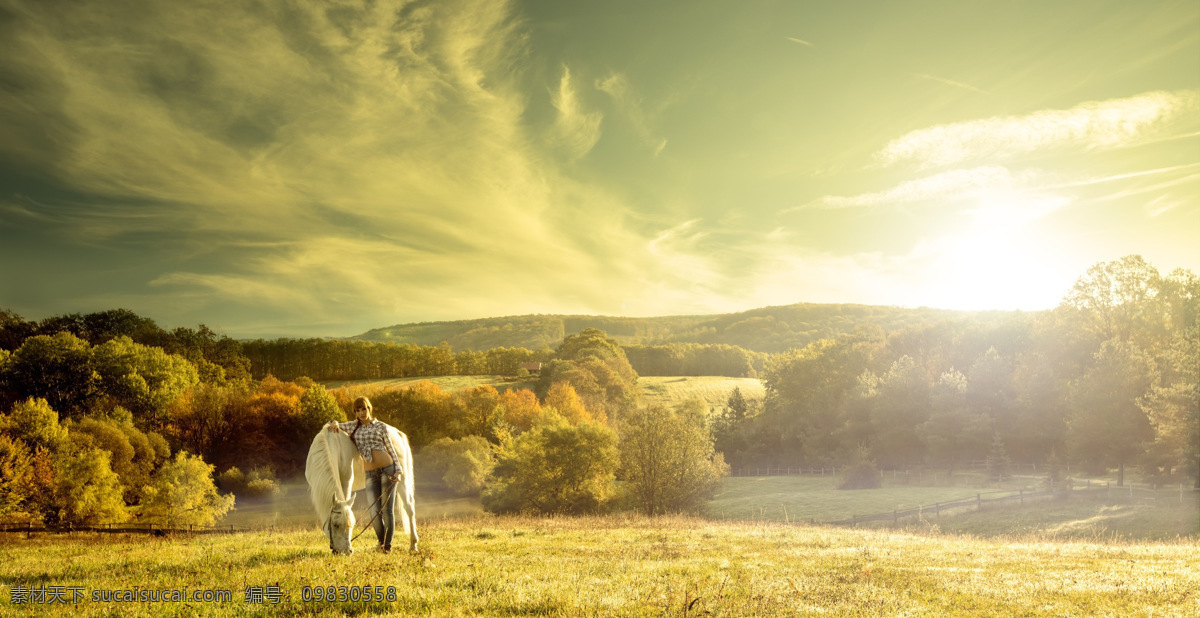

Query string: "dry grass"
[637, 376, 765, 412]
[4, 515, 1197, 616]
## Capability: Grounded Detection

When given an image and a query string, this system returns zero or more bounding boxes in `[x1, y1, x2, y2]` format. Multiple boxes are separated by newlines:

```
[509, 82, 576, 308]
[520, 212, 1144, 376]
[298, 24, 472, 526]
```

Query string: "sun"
[921, 194, 1076, 311]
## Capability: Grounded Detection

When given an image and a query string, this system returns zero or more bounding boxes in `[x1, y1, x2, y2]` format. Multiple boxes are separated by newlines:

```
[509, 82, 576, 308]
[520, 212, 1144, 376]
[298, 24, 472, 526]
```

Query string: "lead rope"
[351, 481, 395, 543]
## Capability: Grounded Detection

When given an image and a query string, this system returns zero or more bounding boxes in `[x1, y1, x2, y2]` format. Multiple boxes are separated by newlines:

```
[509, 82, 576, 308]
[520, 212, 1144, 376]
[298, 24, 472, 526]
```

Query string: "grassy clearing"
[323, 375, 765, 413]
[711, 476, 998, 523]
[906, 498, 1200, 542]
[637, 376, 765, 412]
[4, 516, 1197, 616]
[323, 375, 540, 393]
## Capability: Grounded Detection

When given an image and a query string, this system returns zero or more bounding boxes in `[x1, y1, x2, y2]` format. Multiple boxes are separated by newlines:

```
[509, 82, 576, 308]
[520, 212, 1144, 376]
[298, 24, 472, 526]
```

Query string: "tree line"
[715, 256, 1198, 489]
[1, 254, 1194, 528]
[0, 321, 728, 524]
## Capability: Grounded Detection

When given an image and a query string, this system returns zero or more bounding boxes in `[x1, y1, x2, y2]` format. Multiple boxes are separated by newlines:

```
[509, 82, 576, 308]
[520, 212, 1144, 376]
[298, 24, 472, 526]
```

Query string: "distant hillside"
[353, 304, 1030, 353]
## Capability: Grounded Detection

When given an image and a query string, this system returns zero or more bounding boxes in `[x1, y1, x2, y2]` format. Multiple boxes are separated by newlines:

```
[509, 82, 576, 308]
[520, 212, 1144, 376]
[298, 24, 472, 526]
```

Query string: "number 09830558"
[301, 585, 397, 603]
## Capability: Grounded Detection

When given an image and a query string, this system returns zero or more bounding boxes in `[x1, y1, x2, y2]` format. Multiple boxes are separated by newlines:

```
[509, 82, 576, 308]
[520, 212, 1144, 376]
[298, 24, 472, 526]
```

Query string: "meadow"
[4, 515, 1198, 616]
[322, 375, 764, 414]
[6, 473, 1197, 616]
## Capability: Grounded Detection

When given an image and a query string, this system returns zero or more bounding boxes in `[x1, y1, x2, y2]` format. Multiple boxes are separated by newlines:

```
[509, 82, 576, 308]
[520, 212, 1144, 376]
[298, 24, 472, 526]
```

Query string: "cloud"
[786, 37, 814, 47]
[595, 71, 669, 155]
[0, 0, 673, 335]
[552, 65, 604, 160]
[913, 73, 988, 95]
[806, 166, 1022, 209]
[876, 90, 1200, 168]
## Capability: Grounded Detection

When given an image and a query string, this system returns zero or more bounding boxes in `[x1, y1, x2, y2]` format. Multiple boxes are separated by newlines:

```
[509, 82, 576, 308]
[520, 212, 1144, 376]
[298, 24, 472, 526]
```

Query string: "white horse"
[305, 425, 418, 554]
[305, 430, 364, 555]
[384, 424, 419, 553]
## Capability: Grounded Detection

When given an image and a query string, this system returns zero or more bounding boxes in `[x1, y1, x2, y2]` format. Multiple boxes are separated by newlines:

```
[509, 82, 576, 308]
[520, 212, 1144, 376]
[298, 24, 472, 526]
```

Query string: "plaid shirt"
[336, 419, 399, 464]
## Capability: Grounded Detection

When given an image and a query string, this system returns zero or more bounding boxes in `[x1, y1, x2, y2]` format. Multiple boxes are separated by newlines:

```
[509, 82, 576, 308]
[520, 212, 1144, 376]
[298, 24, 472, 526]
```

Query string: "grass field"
[323, 375, 539, 393]
[322, 375, 765, 415]
[4, 516, 1197, 616]
[637, 376, 765, 412]
[711, 476, 1199, 540]
[711, 476, 1003, 523]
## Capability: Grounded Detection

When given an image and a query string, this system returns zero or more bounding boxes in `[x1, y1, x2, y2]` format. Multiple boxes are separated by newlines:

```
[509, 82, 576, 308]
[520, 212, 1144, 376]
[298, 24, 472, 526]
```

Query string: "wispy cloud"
[802, 166, 1023, 209]
[913, 73, 988, 95]
[596, 71, 669, 155]
[0, 0, 668, 334]
[786, 37, 814, 47]
[877, 90, 1199, 168]
[552, 65, 604, 160]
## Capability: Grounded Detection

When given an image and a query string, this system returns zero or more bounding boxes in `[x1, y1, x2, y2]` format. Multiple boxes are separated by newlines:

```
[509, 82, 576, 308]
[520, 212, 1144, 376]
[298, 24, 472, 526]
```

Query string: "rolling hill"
[353, 303, 1029, 353]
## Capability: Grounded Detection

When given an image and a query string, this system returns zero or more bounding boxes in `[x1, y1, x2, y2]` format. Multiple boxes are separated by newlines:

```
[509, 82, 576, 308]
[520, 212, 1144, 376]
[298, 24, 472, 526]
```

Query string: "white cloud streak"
[913, 73, 988, 95]
[877, 90, 1199, 168]
[807, 166, 1024, 209]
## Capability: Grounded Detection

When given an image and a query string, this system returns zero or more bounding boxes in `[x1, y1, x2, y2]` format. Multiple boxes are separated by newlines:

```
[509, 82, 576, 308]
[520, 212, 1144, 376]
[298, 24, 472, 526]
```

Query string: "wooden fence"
[0, 522, 249, 535]
[824, 480, 1198, 527]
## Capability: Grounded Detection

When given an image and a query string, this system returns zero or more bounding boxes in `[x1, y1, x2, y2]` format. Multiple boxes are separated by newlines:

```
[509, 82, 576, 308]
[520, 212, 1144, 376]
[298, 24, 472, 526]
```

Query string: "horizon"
[2, 1, 1197, 339]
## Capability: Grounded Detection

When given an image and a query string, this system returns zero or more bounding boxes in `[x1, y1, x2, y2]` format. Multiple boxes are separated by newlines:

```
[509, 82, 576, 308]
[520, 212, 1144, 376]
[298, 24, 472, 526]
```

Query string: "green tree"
[918, 370, 991, 475]
[986, 434, 1012, 483]
[619, 400, 729, 515]
[539, 329, 639, 420]
[870, 356, 931, 468]
[482, 412, 619, 514]
[1067, 339, 1155, 485]
[0, 433, 35, 516]
[1063, 255, 1166, 347]
[419, 436, 495, 496]
[297, 382, 344, 439]
[92, 336, 200, 426]
[52, 445, 128, 525]
[138, 452, 234, 526]
[4, 332, 100, 418]
[1140, 315, 1199, 487]
[2, 397, 69, 453]
[72, 415, 164, 504]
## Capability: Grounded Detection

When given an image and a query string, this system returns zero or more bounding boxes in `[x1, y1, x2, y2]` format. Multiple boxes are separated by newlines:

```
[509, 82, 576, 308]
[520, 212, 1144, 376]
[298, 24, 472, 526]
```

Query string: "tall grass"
[4, 516, 1197, 616]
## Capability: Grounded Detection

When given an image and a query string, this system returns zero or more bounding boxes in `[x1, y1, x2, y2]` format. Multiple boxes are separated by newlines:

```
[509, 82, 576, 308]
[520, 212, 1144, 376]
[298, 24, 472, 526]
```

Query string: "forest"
[0, 255, 1196, 528]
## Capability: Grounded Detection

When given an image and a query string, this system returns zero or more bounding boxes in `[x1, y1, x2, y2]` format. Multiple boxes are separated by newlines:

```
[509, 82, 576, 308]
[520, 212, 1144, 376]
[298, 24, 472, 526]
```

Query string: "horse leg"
[400, 484, 418, 552]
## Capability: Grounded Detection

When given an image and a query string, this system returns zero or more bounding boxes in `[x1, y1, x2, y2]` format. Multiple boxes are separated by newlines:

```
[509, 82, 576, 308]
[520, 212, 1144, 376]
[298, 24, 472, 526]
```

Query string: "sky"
[1, 0, 1197, 339]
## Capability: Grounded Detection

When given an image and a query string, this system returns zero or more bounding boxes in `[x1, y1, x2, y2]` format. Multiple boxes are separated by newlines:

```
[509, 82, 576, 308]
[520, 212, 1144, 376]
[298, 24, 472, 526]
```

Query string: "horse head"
[326, 496, 356, 555]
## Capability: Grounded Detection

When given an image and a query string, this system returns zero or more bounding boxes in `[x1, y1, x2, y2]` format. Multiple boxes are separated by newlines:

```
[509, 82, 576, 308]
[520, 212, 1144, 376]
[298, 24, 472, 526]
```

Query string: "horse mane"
[305, 431, 356, 530]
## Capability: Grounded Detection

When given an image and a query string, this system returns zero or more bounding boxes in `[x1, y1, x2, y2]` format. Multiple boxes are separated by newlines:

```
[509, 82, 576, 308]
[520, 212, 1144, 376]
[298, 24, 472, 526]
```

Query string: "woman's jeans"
[365, 464, 399, 548]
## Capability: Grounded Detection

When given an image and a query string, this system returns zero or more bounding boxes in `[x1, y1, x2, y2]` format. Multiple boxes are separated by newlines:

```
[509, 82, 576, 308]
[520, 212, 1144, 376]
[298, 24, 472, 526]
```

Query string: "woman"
[326, 396, 400, 553]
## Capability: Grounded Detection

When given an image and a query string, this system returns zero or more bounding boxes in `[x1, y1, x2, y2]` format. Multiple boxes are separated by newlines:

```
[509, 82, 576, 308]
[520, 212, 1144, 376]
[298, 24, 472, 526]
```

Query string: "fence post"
[1019, 490, 1023, 505]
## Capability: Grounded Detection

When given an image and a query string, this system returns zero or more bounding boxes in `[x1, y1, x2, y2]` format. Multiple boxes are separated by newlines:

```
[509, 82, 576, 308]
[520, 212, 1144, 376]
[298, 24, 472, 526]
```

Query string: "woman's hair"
[353, 396, 373, 417]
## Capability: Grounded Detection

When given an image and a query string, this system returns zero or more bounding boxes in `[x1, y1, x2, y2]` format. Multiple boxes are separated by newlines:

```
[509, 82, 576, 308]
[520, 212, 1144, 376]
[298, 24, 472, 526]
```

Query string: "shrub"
[483, 412, 619, 514]
[837, 446, 881, 490]
[619, 401, 729, 516]
[420, 436, 495, 496]
[139, 452, 234, 526]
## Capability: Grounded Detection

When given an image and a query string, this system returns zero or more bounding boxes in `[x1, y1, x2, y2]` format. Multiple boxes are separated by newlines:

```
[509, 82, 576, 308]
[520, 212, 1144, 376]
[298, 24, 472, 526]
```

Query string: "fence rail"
[824, 480, 1198, 527]
[0, 522, 249, 535]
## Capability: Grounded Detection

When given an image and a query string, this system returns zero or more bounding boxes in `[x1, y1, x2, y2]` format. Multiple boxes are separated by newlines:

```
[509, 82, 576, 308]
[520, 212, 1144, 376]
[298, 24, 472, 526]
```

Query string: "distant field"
[636, 375, 765, 411]
[6, 516, 1197, 616]
[323, 375, 765, 413]
[711, 476, 995, 523]
[711, 475, 1200, 541]
[323, 375, 539, 393]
